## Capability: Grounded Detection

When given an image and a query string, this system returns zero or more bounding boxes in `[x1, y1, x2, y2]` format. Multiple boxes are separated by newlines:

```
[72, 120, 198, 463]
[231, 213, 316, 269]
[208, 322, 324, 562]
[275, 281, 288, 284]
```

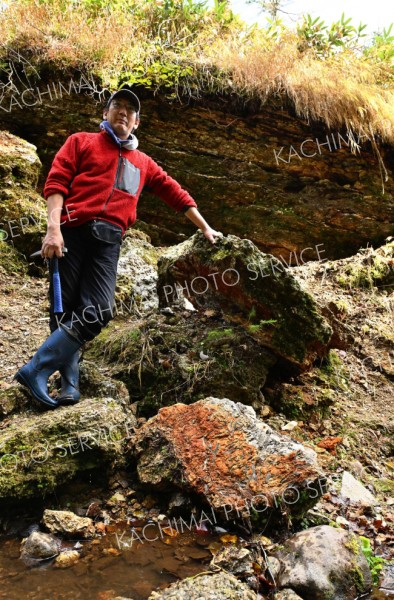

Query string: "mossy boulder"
[87, 311, 277, 417]
[0, 130, 46, 257]
[0, 397, 136, 500]
[0, 240, 27, 276]
[158, 232, 332, 368]
[266, 350, 345, 419]
[275, 525, 372, 599]
[0, 385, 30, 420]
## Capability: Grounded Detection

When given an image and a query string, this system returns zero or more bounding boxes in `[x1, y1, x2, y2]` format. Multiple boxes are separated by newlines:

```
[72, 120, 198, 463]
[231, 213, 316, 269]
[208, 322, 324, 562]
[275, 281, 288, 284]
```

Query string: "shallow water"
[0, 524, 217, 600]
[0, 524, 392, 600]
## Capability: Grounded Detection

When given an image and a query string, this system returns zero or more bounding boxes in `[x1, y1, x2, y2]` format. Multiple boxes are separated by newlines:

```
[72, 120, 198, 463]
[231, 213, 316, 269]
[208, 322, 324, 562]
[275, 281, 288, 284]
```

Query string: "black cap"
[105, 89, 140, 113]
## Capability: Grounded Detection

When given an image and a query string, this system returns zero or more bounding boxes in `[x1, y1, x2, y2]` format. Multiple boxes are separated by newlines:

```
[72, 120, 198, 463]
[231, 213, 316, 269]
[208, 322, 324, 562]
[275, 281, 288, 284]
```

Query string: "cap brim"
[106, 90, 140, 113]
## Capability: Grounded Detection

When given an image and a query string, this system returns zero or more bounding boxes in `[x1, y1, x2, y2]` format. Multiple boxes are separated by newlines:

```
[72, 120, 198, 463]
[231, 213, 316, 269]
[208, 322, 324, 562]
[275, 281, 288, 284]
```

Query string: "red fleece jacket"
[43, 130, 197, 233]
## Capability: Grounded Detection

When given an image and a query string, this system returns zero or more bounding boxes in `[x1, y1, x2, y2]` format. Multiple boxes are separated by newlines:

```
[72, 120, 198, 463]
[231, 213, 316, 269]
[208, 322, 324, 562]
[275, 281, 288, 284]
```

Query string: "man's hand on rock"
[202, 227, 224, 244]
[41, 227, 64, 258]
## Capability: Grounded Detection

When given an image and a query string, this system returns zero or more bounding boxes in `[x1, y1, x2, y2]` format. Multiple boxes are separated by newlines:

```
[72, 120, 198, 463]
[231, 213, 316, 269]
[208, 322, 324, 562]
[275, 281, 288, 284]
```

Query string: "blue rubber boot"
[58, 350, 81, 405]
[14, 326, 83, 409]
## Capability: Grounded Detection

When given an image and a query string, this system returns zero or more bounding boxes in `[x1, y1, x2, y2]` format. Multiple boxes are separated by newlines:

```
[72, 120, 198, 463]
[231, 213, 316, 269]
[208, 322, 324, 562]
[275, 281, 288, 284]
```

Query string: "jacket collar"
[99, 120, 138, 150]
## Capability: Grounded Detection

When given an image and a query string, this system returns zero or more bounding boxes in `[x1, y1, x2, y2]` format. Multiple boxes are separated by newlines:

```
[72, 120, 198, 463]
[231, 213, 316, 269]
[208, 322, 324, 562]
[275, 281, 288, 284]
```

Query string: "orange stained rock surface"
[152, 402, 320, 510]
[316, 436, 343, 454]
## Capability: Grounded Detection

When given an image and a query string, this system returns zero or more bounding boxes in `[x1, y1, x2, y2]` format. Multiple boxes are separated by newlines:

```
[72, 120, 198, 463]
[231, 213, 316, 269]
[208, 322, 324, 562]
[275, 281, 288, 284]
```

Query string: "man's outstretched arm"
[183, 206, 223, 244]
[144, 157, 223, 243]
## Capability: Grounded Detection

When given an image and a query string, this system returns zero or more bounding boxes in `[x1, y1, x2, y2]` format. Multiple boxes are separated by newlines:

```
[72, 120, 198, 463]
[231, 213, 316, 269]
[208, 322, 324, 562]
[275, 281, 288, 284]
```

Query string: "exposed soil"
[0, 270, 48, 384]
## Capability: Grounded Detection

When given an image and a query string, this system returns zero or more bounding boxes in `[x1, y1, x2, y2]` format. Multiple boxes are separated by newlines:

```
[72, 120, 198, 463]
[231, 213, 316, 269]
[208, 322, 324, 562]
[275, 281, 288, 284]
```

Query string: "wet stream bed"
[0, 524, 219, 600]
[1, 526, 393, 600]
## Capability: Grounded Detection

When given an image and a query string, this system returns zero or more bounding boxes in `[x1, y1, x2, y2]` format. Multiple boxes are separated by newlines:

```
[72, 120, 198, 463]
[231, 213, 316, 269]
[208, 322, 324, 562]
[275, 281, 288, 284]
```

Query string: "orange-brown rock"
[133, 397, 325, 523]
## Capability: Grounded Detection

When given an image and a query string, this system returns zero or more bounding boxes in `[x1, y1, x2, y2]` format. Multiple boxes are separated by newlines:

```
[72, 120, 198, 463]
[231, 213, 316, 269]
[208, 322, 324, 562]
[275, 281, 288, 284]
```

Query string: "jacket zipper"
[118, 157, 126, 185]
[100, 148, 123, 214]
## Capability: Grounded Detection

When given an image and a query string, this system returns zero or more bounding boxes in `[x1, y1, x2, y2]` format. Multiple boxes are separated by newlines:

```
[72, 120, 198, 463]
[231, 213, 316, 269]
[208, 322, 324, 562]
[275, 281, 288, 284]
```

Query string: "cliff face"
[1, 86, 393, 260]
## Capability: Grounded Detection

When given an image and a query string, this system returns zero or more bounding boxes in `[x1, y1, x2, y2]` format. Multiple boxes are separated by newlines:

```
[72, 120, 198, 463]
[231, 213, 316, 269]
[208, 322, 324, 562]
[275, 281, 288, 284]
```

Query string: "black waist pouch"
[89, 220, 122, 244]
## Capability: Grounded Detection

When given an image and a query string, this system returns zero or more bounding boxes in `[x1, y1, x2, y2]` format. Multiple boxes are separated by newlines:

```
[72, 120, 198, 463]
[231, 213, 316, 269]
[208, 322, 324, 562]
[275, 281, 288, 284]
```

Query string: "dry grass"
[210, 29, 394, 143]
[1, 0, 393, 144]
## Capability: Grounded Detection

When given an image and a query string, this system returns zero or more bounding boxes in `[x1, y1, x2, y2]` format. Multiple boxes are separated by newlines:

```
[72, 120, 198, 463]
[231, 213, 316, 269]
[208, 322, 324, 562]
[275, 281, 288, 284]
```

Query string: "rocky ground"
[1, 128, 393, 600]
[0, 227, 393, 599]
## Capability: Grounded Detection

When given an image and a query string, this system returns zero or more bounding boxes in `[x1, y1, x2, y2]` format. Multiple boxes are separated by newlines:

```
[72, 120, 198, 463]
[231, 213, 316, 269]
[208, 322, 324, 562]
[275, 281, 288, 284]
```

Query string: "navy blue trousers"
[49, 223, 121, 343]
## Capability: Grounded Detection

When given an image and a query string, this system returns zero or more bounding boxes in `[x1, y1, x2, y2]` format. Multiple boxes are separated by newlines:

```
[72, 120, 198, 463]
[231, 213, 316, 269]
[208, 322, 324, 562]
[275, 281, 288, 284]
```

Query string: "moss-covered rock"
[266, 350, 347, 419]
[78, 360, 130, 406]
[275, 525, 372, 599]
[87, 311, 277, 417]
[335, 240, 394, 289]
[0, 385, 30, 420]
[158, 232, 332, 368]
[0, 240, 27, 276]
[0, 130, 41, 188]
[0, 130, 46, 257]
[0, 397, 136, 500]
[267, 383, 335, 421]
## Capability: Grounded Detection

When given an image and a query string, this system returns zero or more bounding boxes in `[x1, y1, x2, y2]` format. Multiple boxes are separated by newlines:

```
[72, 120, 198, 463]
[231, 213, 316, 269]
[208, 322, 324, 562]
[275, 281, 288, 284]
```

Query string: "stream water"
[0, 524, 218, 600]
[1, 526, 392, 600]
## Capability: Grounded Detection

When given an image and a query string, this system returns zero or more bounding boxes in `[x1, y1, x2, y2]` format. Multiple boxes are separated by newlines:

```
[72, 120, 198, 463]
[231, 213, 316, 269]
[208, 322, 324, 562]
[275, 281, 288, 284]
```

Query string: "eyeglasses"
[111, 101, 137, 113]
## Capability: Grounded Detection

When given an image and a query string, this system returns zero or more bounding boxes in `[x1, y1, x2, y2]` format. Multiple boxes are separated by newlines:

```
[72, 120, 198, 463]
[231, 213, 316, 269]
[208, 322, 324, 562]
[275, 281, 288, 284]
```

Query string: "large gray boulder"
[158, 233, 332, 368]
[275, 525, 372, 599]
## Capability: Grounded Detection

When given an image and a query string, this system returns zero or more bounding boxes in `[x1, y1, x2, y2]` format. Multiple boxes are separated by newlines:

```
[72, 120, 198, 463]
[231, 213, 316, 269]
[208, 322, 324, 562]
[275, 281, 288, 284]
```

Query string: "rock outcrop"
[0, 238, 27, 276]
[1, 93, 393, 260]
[133, 397, 324, 523]
[0, 130, 46, 256]
[158, 232, 332, 368]
[0, 397, 136, 499]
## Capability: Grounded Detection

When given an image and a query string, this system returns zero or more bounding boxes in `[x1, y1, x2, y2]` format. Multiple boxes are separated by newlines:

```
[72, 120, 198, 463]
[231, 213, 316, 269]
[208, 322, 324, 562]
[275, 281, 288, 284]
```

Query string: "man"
[15, 88, 223, 410]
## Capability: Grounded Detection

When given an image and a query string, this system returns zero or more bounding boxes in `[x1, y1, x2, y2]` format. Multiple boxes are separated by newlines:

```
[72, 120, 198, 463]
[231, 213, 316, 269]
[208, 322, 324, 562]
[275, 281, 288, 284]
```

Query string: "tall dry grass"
[209, 29, 394, 143]
[0, 0, 393, 144]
